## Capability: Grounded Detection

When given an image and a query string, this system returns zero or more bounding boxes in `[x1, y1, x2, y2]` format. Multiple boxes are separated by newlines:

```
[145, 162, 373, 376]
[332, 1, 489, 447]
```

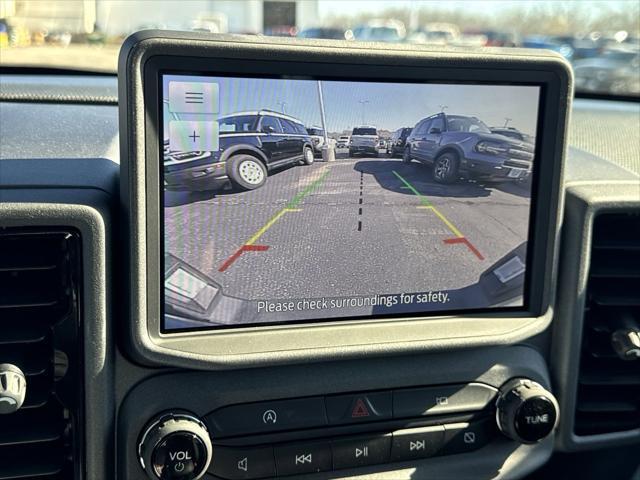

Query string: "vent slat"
[575, 413, 640, 435]
[0, 323, 48, 345]
[0, 442, 65, 479]
[0, 265, 57, 273]
[0, 404, 65, 446]
[21, 374, 54, 409]
[0, 229, 80, 479]
[579, 372, 640, 387]
[1, 342, 51, 376]
[575, 211, 640, 437]
[0, 415, 65, 446]
[576, 400, 638, 413]
[0, 268, 63, 309]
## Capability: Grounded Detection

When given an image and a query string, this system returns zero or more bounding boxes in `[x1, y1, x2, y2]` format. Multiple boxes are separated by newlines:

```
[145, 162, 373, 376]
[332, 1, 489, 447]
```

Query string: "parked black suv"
[386, 127, 413, 157]
[404, 113, 534, 184]
[164, 109, 314, 191]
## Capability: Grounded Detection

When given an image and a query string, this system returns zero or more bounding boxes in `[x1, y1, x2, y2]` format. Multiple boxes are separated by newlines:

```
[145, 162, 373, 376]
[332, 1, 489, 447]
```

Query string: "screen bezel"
[120, 31, 569, 368]
[156, 68, 543, 333]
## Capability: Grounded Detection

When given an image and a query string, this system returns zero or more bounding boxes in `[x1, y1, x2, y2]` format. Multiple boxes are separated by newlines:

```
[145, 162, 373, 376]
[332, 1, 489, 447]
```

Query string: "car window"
[279, 118, 299, 134]
[352, 128, 377, 135]
[430, 117, 445, 132]
[446, 116, 492, 134]
[219, 115, 257, 133]
[260, 115, 284, 133]
[295, 123, 309, 135]
[414, 120, 431, 136]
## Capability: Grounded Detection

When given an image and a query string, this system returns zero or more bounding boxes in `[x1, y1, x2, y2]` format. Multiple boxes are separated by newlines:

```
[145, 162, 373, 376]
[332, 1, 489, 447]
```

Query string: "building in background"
[0, 0, 319, 37]
[95, 0, 318, 35]
[0, 0, 95, 34]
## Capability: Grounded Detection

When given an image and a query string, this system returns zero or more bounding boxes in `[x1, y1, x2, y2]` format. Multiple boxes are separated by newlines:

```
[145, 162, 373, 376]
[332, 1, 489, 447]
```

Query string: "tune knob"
[138, 412, 212, 480]
[496, 378, 559, 444]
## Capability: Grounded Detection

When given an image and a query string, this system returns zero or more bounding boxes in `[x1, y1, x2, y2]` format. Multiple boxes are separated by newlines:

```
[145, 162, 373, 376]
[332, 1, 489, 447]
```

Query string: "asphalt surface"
[164, 150, 532, 325]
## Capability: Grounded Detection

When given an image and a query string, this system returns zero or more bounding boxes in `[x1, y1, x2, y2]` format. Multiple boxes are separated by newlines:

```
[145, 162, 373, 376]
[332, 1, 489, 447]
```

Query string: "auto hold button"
[205, 397, 327, 437]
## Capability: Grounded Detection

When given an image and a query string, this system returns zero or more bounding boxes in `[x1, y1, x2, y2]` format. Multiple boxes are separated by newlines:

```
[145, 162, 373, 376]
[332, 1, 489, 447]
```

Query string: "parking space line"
[218, 166, 330, 272]
[393, 170, 484, 261]
[392, 171, 432, 207]
[246, 208, 301, 246]
[444, 237, 484, 260]
[417, 206, 464, 238]
[287, 169, 330, 209]
[218, 245, 269, 272]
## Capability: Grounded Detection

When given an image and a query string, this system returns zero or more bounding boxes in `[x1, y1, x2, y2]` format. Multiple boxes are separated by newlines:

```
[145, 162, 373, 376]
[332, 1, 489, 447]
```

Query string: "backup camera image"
[161, 74, 539, 331]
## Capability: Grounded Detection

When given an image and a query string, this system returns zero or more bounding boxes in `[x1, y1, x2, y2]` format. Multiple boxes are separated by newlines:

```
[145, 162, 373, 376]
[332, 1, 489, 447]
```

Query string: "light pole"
[358, 100, 370, 125]
[317, 81, 335, 162]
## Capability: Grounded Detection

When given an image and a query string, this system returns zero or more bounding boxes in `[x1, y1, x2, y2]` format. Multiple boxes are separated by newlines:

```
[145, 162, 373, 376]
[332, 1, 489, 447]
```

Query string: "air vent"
[574, 212, 640, 436]
[0, 229, 82, 479]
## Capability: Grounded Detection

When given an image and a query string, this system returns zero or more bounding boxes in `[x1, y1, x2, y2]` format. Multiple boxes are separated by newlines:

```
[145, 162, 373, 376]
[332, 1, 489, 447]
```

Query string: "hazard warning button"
[325, 392, 392, 425]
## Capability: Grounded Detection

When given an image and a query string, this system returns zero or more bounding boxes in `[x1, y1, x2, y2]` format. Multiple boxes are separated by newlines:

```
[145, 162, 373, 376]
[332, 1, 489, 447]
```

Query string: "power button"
[138, 413, 213, 480]
[151, 432, 208, 479]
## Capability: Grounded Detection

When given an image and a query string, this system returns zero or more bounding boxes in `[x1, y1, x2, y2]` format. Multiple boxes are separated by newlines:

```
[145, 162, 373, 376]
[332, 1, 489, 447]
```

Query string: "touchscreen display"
[161, 74, 540, 331]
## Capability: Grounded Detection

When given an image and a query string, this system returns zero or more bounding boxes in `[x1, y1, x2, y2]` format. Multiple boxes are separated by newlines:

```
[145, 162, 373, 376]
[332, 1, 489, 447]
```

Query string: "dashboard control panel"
[137, 379, 558, 479]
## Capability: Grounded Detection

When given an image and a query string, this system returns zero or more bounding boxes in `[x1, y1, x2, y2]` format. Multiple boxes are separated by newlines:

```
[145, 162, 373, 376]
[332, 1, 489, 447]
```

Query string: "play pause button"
[332, 435, 391, 469]
[391, 425, 445, 461]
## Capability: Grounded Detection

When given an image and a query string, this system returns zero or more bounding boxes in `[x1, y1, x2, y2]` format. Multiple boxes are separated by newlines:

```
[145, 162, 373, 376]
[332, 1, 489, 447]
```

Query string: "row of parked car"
[164, 109, 535, 193]
[337, 115, 534, 184]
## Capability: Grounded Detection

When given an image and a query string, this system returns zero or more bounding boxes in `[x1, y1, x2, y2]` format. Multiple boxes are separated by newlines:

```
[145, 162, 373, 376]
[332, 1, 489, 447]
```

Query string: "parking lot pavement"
[165, 154, 531, 306]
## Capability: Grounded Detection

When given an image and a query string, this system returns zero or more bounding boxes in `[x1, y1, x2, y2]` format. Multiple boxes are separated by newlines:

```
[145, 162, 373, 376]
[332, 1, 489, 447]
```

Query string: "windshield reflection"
[0, 0, 638, 96]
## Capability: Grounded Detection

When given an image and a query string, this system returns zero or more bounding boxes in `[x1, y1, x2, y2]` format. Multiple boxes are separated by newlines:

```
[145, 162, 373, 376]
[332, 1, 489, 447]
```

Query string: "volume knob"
[496, 378, 559, 444]
[138, 412, 212, 480]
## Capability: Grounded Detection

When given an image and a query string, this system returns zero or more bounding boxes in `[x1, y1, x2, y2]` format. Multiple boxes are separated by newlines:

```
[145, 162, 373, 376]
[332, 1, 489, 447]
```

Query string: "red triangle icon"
[351, 398, 370, 418]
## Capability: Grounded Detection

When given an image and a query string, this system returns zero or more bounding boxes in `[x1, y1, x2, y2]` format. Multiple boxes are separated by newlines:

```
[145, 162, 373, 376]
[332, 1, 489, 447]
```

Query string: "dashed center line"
[357, 170, 364, 231]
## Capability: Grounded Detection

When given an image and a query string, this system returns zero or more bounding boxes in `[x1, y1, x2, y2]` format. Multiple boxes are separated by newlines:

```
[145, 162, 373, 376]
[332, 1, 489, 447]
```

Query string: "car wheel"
[433, 152, 460, 184]
[303, 146, 314, 165]
[228, 154, 267, 190]
[402, 148, 412, 163]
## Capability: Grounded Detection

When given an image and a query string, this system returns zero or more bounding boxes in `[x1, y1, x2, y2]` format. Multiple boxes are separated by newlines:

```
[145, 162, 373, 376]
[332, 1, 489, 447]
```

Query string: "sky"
[163, 74, 540, 136]
[317, 0, 632, 17]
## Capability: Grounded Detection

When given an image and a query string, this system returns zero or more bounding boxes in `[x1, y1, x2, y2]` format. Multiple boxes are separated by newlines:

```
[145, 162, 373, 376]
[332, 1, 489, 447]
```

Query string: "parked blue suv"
[403, 113, 534, 184]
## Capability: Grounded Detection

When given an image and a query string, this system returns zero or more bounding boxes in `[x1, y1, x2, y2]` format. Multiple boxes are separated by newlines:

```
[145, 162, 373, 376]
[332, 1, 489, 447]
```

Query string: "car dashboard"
[0, 42, 639, 480]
